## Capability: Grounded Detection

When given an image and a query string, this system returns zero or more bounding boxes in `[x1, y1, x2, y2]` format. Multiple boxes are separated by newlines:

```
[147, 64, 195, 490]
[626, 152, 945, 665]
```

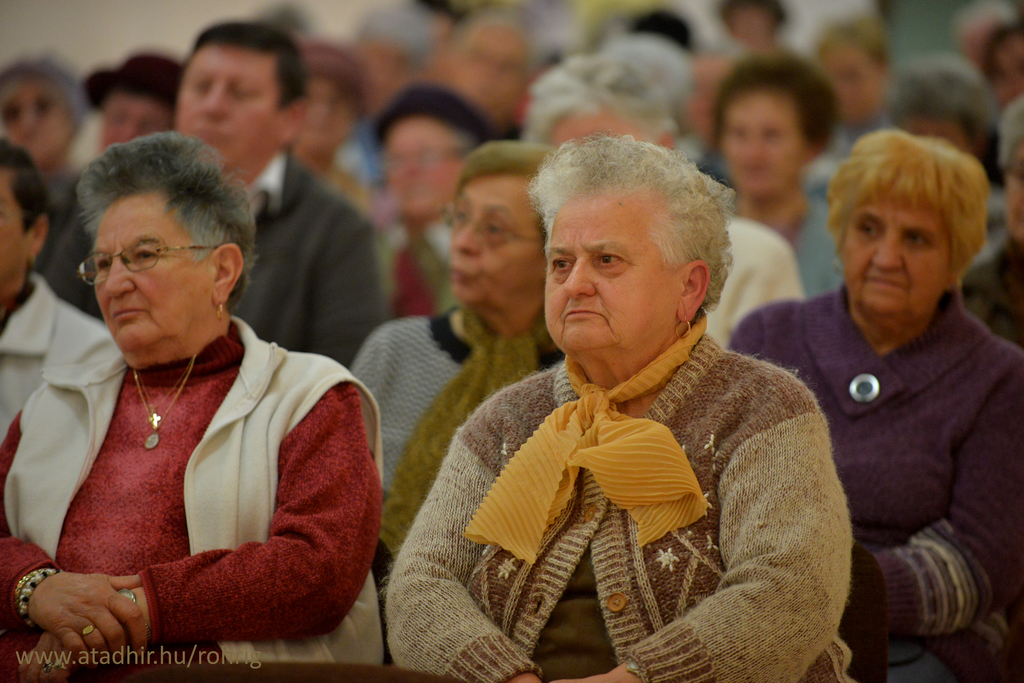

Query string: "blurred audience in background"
[681, 50, 736, 183]
[983, 21, 1024, 110]
[816, 16, 891, 159]
[293, 39, 371, 212]
[955, 0, 1019, 71]
[375, 83, 495, 318]
[352, 3, 439, 186]
[714, 52, 841, 295]
[598, 32, 693, 139]
[441, 10, 533, 139]
[41, 52, 181, 320]
[719, 0, 786, 54]
[86, 52, 181, 151]
[0, 55, 87, 272]
[887, 53, 1005, 232]
[965, 94, 1024, 347]
[888, 54, 995, 163]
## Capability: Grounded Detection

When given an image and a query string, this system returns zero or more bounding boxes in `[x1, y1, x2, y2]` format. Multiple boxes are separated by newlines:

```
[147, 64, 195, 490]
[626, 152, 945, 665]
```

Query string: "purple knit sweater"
[730, 288, 1024, 683]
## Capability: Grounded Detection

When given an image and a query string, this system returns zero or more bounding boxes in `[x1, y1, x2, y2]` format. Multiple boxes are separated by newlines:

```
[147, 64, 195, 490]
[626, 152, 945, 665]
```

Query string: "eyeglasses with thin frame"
[444, 203, 542, 250]
[77, 241, 218, 285]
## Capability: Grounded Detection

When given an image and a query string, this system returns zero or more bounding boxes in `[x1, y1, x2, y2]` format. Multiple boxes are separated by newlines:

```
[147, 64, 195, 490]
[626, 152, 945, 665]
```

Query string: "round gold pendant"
[145, 432, 160, 450]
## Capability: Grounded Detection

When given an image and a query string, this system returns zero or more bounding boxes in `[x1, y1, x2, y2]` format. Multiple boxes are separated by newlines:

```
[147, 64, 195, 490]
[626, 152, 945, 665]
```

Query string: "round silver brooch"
[848, 373, 880, 403]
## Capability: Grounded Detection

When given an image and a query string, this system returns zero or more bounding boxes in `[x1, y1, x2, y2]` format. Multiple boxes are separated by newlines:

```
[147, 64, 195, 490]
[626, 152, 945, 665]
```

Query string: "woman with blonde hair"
[732, 129, 1024, 683]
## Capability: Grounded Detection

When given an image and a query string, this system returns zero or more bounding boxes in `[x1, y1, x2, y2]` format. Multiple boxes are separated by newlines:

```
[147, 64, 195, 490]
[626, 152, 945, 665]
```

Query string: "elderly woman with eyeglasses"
[386, 136, 854, 683]
[353, 140, 559, 551]
[0, 132, 384, 682]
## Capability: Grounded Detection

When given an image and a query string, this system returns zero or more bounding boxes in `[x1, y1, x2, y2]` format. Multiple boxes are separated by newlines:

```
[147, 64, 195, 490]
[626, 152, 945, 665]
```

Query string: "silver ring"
[41, 661, 65, 672]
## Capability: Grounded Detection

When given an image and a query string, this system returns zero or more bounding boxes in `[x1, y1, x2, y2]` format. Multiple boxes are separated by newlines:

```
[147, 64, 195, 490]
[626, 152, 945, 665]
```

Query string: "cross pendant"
[149, 413, 161, 430]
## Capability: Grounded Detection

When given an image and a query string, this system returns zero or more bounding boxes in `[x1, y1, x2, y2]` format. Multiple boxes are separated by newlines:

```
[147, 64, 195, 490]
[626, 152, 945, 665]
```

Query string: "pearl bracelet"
[15, 567, 61, 628]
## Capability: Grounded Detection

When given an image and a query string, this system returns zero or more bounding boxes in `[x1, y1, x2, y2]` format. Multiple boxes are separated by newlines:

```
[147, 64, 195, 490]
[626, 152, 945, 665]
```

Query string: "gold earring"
[217, 303, 224, 320]
[677, 319, 692, 338]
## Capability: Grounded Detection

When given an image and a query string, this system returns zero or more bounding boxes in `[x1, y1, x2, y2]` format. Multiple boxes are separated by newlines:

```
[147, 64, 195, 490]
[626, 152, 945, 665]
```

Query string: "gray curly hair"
[77, 132, 255, 310]
[529, 135, 734, 316]
[522, 54, 677, 145]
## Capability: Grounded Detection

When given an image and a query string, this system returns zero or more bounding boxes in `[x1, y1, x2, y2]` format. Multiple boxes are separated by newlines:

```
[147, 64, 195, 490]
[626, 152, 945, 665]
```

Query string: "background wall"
[0, 0, 399, 71]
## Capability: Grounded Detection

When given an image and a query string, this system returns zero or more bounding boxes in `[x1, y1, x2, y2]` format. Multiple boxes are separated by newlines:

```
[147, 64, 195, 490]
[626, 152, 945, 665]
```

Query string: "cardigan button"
[584, 505, 597, 522]
[607, 593, 627, 613]
[849, 373, 880, 403]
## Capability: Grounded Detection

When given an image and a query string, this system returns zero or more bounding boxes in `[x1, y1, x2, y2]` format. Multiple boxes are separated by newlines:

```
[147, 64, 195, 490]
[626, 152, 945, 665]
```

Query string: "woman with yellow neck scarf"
[386, 135, 856, 683]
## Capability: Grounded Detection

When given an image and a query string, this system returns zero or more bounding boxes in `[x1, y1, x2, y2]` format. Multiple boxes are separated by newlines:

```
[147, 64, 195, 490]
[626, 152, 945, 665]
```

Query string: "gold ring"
[42, 662, 66, 672]
[82, 624, 95, 636]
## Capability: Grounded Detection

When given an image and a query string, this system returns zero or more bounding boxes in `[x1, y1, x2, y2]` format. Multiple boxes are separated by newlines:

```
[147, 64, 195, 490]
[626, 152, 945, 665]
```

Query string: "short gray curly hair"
[529, 135, 734, 316]
[522, 54, 677, 145]
[77, 132, 255, 310]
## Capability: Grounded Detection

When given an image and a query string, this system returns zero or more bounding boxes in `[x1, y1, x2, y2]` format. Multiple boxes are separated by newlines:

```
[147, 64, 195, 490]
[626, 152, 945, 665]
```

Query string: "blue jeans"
[887, 638, 959, 683]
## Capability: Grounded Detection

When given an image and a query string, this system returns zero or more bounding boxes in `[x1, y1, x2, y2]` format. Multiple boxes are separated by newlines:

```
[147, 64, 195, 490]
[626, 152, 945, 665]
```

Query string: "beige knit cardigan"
[386, 337, 855, 683]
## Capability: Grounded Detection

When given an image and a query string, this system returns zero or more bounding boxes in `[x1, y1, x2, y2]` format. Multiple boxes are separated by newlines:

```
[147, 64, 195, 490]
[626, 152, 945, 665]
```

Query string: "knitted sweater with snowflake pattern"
[387, 336, 855, 683]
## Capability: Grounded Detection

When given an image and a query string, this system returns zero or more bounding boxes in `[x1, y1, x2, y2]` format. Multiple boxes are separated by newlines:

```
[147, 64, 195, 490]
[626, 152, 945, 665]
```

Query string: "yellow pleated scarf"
[464, 318, 710, 563]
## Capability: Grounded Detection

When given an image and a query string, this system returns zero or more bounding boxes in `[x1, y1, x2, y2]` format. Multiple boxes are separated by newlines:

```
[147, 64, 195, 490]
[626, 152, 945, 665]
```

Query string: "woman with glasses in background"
[353, 140, 559, 551]
[0, 57, 88, 272]
[0, 132, 385, 681]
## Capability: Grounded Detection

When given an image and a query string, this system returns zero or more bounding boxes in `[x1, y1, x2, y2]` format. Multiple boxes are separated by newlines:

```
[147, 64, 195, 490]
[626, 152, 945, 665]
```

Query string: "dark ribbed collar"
[804, 288, 989, 417]
[429, 311, 564, 367]
[134, 324, 244, 386]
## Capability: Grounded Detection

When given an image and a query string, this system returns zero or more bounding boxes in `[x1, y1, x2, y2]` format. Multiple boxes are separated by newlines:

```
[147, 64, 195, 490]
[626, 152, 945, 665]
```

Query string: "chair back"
[839, 541, 889, 683]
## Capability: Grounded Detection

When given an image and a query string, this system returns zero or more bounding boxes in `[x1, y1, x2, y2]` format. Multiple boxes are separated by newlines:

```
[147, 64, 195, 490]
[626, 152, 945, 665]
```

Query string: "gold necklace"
[133, 355, 197, 450]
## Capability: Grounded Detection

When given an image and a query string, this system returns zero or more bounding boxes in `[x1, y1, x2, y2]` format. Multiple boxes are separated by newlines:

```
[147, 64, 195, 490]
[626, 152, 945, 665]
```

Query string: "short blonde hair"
[826, 129, 989, 278]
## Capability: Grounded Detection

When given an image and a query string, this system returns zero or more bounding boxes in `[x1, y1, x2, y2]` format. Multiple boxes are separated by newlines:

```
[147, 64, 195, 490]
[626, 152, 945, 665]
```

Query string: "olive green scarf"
[381, 308, 553, 550]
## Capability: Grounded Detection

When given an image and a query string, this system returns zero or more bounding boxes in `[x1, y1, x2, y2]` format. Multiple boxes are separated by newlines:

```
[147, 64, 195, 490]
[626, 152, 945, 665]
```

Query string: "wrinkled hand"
[17, 631, 77, 683]
[551, 664, 643, 683]
[27, 572, 148, 659]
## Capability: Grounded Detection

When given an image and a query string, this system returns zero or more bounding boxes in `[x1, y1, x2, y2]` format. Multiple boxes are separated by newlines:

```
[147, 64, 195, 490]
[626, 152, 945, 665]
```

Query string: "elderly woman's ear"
[210, 242, 244, 311]
[676, 259, 711, 326]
